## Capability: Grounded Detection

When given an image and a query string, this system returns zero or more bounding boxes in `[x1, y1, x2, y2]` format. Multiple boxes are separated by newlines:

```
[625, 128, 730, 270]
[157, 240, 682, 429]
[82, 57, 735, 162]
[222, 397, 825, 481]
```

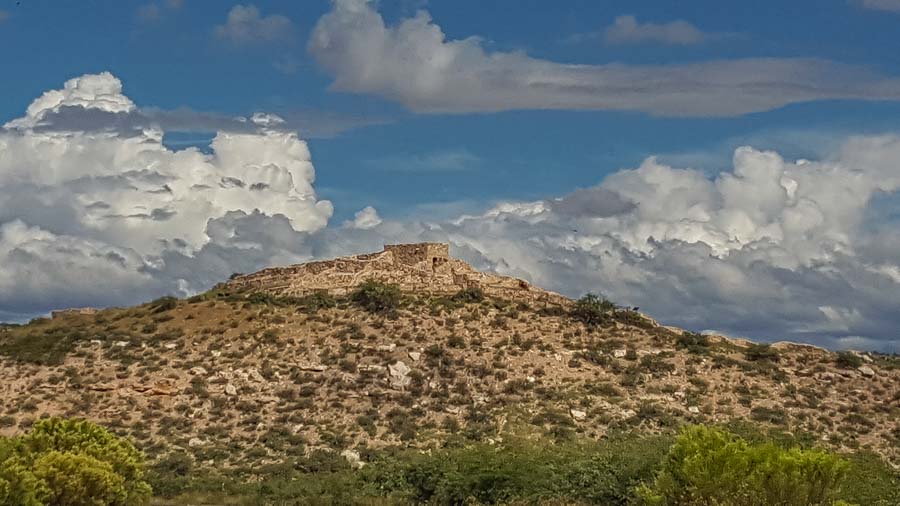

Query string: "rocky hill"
[0, 243, 897, 477]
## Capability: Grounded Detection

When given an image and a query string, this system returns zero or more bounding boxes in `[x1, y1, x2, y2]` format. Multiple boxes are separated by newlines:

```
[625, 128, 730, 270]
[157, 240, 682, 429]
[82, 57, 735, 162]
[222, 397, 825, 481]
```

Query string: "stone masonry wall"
[225, 243, 570, 307]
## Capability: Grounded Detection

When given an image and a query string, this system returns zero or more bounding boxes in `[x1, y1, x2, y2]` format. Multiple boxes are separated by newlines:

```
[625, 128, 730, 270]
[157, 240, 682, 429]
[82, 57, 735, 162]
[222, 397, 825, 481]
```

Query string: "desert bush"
[451, 287, 485, 304]
[351, 280, 401, 313]
[0, 417, 151, 505]
[150, 296, 178, 314]
[835, 351, 863, 369]
[744, 343, 779, 362]
[635, 425, 848, 506]
[675, 332, 710, 355]
[570, 293, 617, 326]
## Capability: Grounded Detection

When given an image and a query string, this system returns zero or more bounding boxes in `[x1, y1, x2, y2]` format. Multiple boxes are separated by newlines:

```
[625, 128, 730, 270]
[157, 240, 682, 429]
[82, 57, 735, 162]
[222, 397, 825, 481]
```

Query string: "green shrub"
[451, 287, 485, 304]
[571, 293, 616, 326]
[675, 332, 710, 354]
[744, 343, 779, 362]
[636, 425, 849, 506]
[835, 351, 863, 369]
[0, 418, 151, 505]
[149, 296, 178, 314]
[351, 280, 401, 313]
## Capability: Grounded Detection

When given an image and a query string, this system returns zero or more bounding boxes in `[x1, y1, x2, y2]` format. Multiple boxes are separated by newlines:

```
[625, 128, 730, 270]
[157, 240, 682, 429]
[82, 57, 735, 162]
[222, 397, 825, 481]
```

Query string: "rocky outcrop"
[225, 243, 570, 307]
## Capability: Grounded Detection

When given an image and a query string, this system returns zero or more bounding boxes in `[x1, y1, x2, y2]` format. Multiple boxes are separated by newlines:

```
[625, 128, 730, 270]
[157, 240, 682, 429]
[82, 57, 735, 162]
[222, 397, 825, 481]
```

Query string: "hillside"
[0, 243, 898, 501]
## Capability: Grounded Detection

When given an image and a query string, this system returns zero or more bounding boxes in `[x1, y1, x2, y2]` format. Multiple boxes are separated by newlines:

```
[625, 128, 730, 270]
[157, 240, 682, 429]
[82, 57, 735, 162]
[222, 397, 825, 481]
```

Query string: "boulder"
[858, 366, 876, 378]
[225, 384, 238, 396]
[570, 409, 587, 421]
[341, 449, 365, 469]
[388, 361, 411, 390]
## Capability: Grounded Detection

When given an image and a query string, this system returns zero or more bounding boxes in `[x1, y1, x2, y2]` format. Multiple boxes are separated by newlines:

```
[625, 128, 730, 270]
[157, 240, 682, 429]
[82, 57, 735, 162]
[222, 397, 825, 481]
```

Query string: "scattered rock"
[211, 350, 222, 358]
[526, 376, 536, 383]
[388, 361, 411, 390]
[189, 366, 208, 376]
[688, 406, 700, 414]
[164, 342, 177, 350]
[408, 351, 421, 362]
[613, 349, 627, 358]
[188, 438, 206, 448]
[113, 341, 129, 348]
[341, 449, 365, 469]
[673, 391, 686, 399]
[570, 409, 587, 421]
[377, 344, 397, 352]
[858, 366, 875, 377]
[89, 339, 103, 346]
[224, 384, 238, 396]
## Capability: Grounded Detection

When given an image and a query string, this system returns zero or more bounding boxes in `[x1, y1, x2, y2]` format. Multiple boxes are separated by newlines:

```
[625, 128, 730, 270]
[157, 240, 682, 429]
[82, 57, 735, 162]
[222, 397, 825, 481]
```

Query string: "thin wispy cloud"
[365, 149, 481, 172]
[604, 15, 706, 45]
[309, 0, 900, 117]
[214, 4, 294, 45]
[855, 0, 900, 12]
[135, 0, 182, 24]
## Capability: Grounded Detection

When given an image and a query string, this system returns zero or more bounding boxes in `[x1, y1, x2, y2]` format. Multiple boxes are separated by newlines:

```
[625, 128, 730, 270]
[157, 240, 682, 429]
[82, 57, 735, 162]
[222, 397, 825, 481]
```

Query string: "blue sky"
[5, 0, 900, 220]
[2, 0, 900, 350]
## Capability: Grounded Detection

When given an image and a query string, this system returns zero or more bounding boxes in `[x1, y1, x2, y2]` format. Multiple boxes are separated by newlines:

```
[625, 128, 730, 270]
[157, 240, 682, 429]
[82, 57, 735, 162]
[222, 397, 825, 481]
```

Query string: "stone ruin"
[225, 243, 570, 307]
[51, 307, 98, 319]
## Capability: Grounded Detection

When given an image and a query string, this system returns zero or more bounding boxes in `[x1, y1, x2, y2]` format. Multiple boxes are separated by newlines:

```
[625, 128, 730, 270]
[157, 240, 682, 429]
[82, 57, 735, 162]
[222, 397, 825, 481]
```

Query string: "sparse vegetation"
[351, 279, 401, 313]
[570, 293, 616, 326]
[836, 351, 863, 369]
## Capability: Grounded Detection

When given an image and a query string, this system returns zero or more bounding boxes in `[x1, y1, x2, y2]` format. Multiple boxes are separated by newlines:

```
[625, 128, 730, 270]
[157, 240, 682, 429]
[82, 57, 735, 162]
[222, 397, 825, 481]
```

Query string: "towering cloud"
[0, 73, 332, 313]
[309, 0, 900, 116]
[1, 73, 899, 351]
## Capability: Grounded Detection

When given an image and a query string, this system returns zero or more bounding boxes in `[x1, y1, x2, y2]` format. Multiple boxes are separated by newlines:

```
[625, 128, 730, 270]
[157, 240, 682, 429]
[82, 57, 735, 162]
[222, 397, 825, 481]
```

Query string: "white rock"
[341, 449, 365, 469]
[189, 367, 208, 376]
[688, 406, 700, 414]
[211, 350, 222, 358]
[377, 344, 397, 352]
[164, 342, 177, 350]
[408, 351, 422, 362]
[90, 340, 103, 346]
[858, 366, 876, 377]
[388, 361, 411, 390]
[613, 349, 627, 358]
[224, 384, 238, 396]
[114, 341, 129, 348]
[188, 438, 205, 447]
[570, 409, 587, 421]
[673, 391, 686, 399]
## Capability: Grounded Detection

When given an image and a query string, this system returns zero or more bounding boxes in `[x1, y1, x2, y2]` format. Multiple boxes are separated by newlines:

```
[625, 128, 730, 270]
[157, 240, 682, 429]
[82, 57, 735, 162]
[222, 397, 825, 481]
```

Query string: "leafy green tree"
[636, 425, 850, 506]
[0, 418, 151, 506]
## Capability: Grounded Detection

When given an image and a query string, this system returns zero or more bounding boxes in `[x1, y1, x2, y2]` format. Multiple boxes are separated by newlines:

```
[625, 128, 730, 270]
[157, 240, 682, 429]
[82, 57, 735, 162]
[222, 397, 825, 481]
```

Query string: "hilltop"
[0, 243, 897, 501]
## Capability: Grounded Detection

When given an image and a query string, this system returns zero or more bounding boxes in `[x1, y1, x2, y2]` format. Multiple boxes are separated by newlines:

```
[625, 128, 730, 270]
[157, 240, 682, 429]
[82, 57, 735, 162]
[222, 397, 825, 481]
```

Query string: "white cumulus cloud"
[604, 15, 706, 45]
[0, 72, 332, 312]
[2, 72, 900, 352]
[309, 0, 900, 116]
[215, 4, 294, 44]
